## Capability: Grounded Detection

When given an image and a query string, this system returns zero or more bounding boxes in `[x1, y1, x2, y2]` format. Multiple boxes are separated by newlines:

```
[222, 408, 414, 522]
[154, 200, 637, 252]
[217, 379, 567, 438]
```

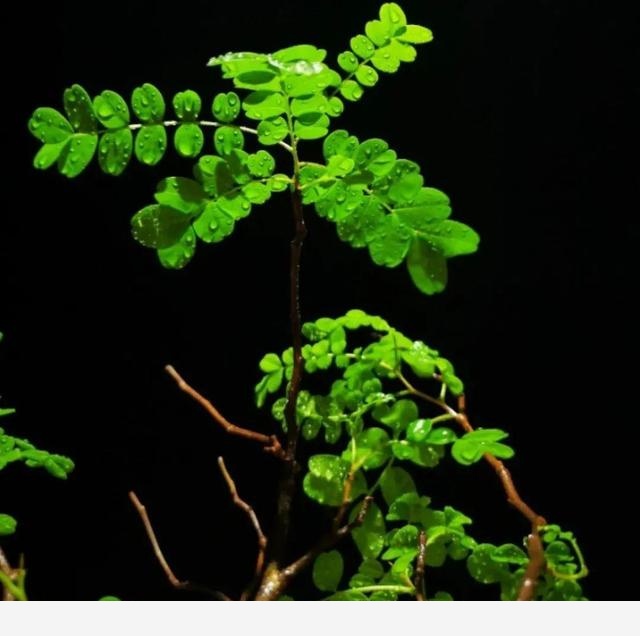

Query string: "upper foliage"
[27, 3, 478, 294]
[254, 310, 587, 600]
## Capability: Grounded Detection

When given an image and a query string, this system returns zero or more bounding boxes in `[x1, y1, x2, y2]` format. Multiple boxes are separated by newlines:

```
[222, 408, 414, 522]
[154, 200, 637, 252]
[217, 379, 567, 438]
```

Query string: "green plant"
[20, 2, 587, 600]
[0, 333, 75, 600]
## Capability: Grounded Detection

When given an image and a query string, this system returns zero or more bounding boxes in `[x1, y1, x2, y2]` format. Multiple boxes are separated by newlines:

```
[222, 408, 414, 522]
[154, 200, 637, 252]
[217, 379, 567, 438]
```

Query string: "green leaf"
[380, 467, 416, 507]
[433, 591, 454, 601]
[426, 427, 457, 445]
[371, 47, 401, 73]
[337, 51, 359, 73]
[294, 113, 330, 140]
[173, 90, 201, 120]
[64, 84, 97, 132]
[218, 192, 252, 220]
[243, 182, 271, 204]
[247, 150, 276, 178]
[99, 596, 121, 601]
[452, 429, 514, 466]
[213, 126, 243, 156]
[154, 177, 204, 214]
[33, 141, 68, 170]
[382, 524, 419, 560]
[0, 408, 16, 417]
[406, 238, 448, 295]
[355, 65, 379, 87]
[406, 419, 433, 443]
[350, 35, 375, 60]
[492, 544, 528, 566]
[397, 25, 434, 45]
[98, 129, 133, 176]
[339, 80, 364, 102]
[131, 204, 192, 249]
[419, 220, 480, 258]
[157, 229, 196, 269]
[368, 215, 412, 267]
[259, 353, 282, 373]
[132, 83, 165, 122]
[351, 427, 391, 470]
[323, 130, 359, 160]
[365, 20, 391, 48]
[312, 551, 344, 592]
[134, 125, 167, 165]
[386, 492, 431, 524]
[394, 188, 452, 226]
[352, 502, 386, 559]
[467, 544, 508, 584]
[93, 90, 130, 128]
[57, 134, 98, 177]
[212, 92, 241, 123]
[174, 123, 204, 158]
[257, 117, 288, 145]
[379, 2, 407, 31]
[373, 399, 418, 435]
[29, 107, 73, 143]
[0, 513, 17, 536]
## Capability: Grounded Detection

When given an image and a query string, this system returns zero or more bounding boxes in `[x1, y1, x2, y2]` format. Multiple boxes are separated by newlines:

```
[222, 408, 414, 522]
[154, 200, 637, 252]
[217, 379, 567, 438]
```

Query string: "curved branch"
[165, 365, 284, 459]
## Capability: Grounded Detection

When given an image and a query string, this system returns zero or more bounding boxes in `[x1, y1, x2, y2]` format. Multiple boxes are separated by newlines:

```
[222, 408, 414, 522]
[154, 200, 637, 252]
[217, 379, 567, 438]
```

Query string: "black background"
[0, 0, 635, 600]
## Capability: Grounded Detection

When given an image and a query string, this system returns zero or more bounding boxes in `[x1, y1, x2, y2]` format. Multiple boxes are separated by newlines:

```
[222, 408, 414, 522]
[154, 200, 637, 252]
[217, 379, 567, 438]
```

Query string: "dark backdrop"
[0, 0, 634, 600]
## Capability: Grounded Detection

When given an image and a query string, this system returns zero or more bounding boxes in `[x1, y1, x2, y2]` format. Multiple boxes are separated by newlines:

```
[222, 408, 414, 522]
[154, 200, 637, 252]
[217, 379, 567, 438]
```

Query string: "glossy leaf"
[98, 129, 133, 176]
[214, 127, 244, 156]
[313, 551, 344, 592]
[452, 429, 514, 466]
[174, 123, 204, 158]
[212, 92, 241, 122]
[247, 150, 275, 178]
[337, 51, 359, 73]
[29, 107, 73, 143]
[406, 238, 448, 295]
[257, 117, 288, 145]
[134, 125, 167, 165]
[93, 90, 130, 129]
[380, 467, 416, 506]
[131, 204, 192, 249]
[339, 80, 364, 102]
[157, 229, 196, 269]
[193, 201, 235, 243]
[0, 513, 17, 536]
[467, 544, 508, 584]
[352, 502, 386, 559]
[173, 90, 201, 120]
[64, 84, 97, 132]
[350, 35, 375, 60]
[132, 83, 165, 122]
[57, 134, 97, 177]
[154, 177, 204, 214]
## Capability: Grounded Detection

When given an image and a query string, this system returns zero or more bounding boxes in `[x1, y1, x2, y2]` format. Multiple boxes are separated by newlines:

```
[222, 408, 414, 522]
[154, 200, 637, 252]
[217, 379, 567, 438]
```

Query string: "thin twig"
[217, 457, 267, 600]
[128, 491, 231, 600]
[165, 365, 284, 459]
[129, 491, 187, 589]
[414, 530, 427, 601]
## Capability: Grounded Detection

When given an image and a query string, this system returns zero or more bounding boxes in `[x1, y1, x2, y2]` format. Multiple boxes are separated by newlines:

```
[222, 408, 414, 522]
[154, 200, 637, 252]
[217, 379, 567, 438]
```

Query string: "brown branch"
[254, 495, 373, 600]
[129, 490, 231, 601]
[129, 490, 187, 590]
[165, 364, 284, 459]
[414, 530, 427, 601]
[270, 183, 307, 564]
[517, 531, 545, 600]
[217, 457, 267, 600]
[394, 371, 548, 599]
